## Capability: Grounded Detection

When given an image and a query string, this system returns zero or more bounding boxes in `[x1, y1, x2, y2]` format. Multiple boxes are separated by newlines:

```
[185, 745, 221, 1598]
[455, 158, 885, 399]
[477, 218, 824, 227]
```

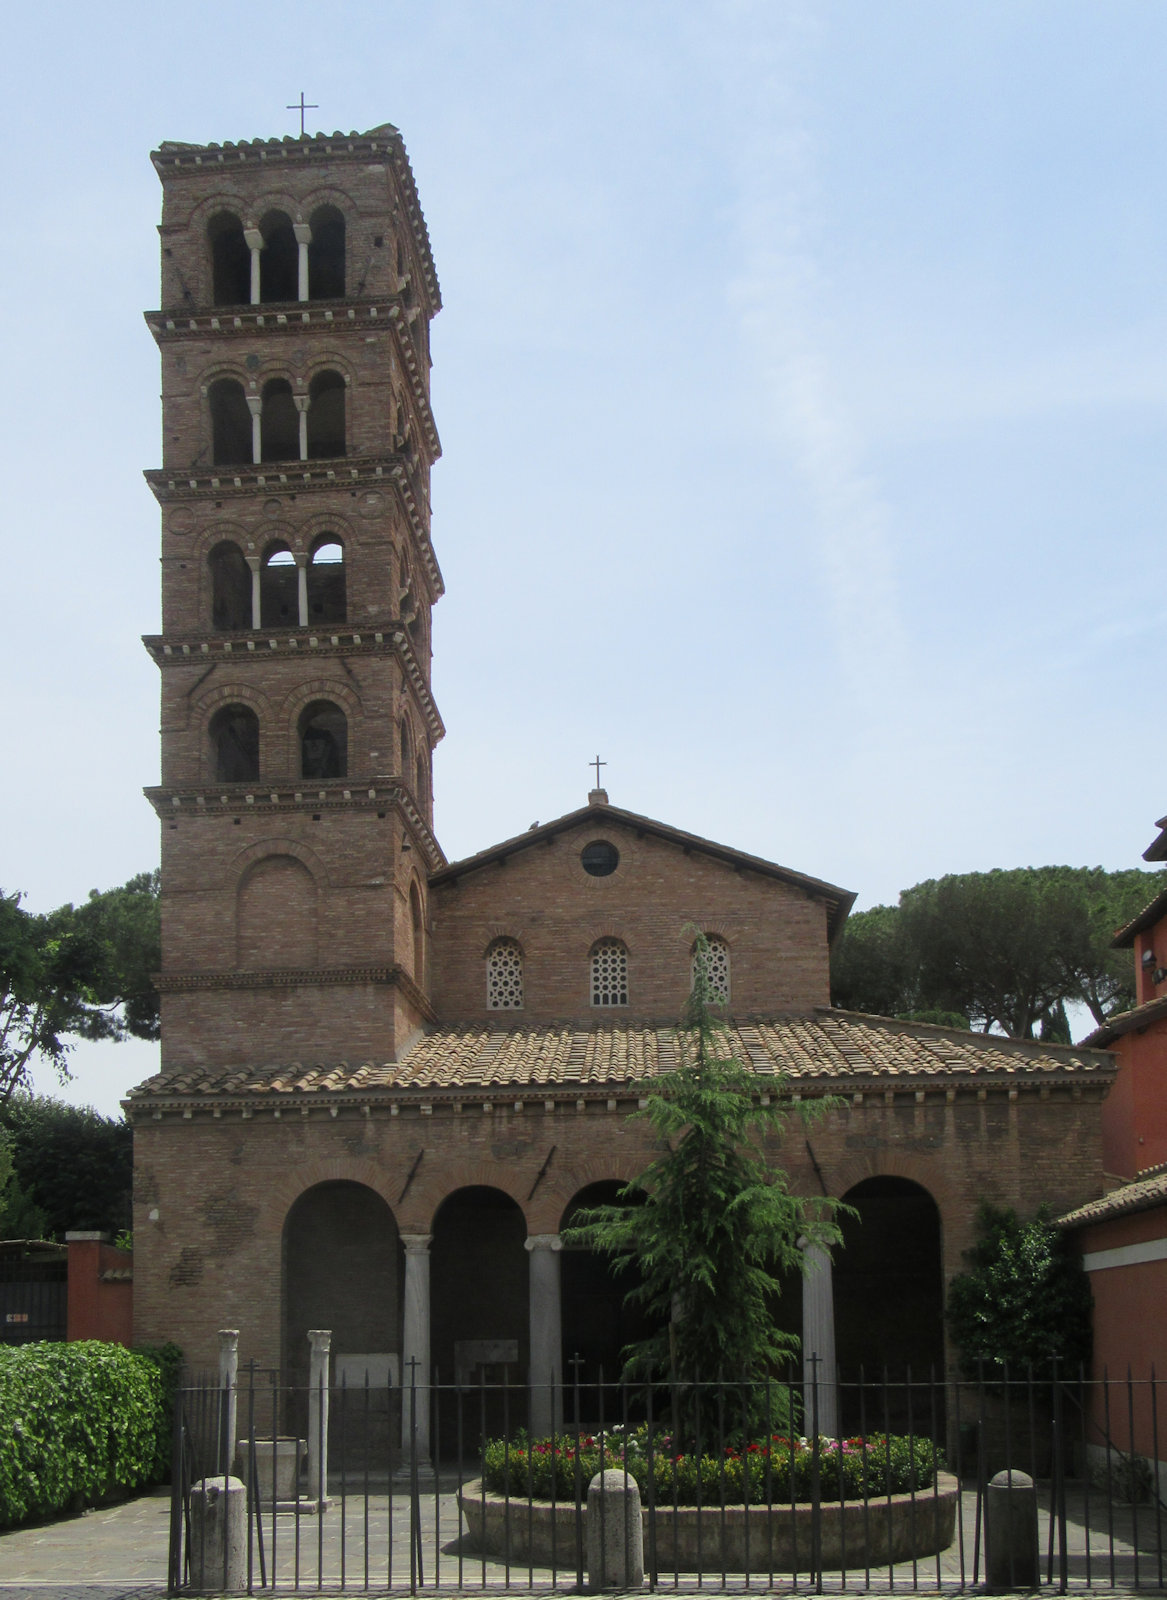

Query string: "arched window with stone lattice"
[486, 939, 524, 1011]
[590, 938, 628, 1007]
[692, 934, 730, 1005]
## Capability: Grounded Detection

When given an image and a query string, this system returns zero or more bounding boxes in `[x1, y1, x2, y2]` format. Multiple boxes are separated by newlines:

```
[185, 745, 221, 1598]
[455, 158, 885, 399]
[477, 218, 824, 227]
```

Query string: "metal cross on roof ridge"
[287, 92, 319, 136]
[591, 754, 607, 788]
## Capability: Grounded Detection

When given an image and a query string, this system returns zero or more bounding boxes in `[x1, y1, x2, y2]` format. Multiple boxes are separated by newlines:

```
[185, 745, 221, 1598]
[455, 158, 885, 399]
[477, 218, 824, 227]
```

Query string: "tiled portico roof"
[126, 1008, 1113, 1103]
[1059, 1161, 1167, 1229]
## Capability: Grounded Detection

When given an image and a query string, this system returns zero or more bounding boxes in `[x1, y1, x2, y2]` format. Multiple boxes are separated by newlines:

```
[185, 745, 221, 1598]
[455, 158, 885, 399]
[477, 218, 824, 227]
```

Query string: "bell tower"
[144, 123, 445, 1073]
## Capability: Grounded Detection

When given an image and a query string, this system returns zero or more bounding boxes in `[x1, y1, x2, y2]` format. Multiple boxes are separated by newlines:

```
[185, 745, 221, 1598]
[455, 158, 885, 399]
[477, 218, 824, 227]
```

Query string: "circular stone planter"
[459, 1474, 959, 1573]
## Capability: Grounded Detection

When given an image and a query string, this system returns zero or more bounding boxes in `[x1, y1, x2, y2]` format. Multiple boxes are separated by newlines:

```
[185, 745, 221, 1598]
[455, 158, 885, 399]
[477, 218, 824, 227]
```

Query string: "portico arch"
[833, 1175, 945, 1434]
[559, 1181, 656, 1400]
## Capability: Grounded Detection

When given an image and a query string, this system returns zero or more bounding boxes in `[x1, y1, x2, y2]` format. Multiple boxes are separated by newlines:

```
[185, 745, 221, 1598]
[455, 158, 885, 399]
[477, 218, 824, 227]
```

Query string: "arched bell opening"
[430, 1186, 528, 1452]
[833, 1176, 945, 1437]
[281, 1181, 401, 1463]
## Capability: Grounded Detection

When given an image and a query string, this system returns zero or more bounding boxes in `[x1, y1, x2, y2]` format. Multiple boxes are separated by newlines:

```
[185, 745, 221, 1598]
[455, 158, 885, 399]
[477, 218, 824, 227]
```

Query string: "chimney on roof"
[588, 788, 609, 807]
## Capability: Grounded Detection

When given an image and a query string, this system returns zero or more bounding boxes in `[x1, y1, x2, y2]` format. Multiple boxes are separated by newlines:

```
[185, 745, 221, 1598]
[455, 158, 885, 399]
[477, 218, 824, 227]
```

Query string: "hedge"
[0, 1342, 175, 1528]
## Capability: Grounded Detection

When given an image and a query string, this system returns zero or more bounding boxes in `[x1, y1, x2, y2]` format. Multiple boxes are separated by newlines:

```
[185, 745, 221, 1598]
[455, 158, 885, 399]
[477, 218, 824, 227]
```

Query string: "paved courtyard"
[1, 1479, 1165, 1598]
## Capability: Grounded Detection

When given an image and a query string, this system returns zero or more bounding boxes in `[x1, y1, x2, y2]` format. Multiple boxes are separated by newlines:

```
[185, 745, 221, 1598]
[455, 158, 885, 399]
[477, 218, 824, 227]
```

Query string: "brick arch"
[298, 184, 361, 223]
[272, 681, 360, 779]
[303, 351, 355, 387]
[533, 1159, 646, 1236]
[827, 1149, 963, 1276]
[197, 358, 257, 395]
[245, 191, 310, 227]
[300, 510, 356, 551]
[229, 836, 331, 891]
[481, 927, 528, 957]
[252, 520, 301, 555]
[582, 925, 634, 952]
[680, 921, 740, 948]
[405, 1164, 532, 1236]
[192, 520, 251, 564]
[267, 1158, 402, 1232]
[190, 683, 271, 770]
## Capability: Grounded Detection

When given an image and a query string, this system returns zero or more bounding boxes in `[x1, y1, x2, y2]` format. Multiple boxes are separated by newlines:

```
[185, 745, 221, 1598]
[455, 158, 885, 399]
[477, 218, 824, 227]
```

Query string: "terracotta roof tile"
[1059, 1162, 1167, 1228]
[127, 1009, 1113, 1102]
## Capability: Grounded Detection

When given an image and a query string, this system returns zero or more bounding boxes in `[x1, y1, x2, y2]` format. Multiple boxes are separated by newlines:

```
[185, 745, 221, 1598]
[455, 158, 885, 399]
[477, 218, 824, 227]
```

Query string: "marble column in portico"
[800, 1237, 838, 1439]
[525, 1233, 563, 1437]
[399, 1234, 433, 1459]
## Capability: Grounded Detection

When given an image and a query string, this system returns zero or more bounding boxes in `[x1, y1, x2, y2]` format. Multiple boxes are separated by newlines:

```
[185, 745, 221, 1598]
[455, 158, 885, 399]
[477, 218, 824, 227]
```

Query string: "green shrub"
[0, 1342, 165, 1528]
[134, 1341, 184, 1480]
[481, 1424, 941, 1506]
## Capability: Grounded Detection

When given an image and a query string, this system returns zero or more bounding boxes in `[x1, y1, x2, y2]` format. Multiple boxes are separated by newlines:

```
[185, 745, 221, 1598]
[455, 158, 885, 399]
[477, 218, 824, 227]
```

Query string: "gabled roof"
[1080, 993, 1167, 1048]
[1112, 883, 1167, 948]
[1059, 1159, 1167, 1229]
[1144, 815, 1167, 863]
[429, 801, 857, 941]
[126, 1007, 1113, 1104]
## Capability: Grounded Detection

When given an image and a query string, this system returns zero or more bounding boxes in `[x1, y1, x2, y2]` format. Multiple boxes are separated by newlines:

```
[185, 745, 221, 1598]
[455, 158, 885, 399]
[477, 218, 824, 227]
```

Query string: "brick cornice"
[143, 780, 445, 868]
[153, 962, 435, 1017]
[144, 456, 443, 599]
[141, 626, 445, 744]
[144, 300, 439, 459]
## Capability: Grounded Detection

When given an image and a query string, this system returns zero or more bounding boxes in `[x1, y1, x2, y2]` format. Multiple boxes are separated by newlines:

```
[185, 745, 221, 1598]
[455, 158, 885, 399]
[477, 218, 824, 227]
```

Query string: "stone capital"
[307, 1328, 332, 1352]
[400, 1233, 432, 1254]
[292, 393, 311, 413]
[293, 223, 313, 245]
[243, 227, 264, 251]
[524, 1233, 563, 1253]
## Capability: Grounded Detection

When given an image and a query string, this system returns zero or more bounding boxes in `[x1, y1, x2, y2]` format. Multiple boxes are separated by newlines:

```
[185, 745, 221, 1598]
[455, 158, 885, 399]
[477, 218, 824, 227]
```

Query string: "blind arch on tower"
[208, 211, 249, 306]
[237, 854, 318, 970]
[486, 939, 524, 1011]
[590, 939, 629, 1008]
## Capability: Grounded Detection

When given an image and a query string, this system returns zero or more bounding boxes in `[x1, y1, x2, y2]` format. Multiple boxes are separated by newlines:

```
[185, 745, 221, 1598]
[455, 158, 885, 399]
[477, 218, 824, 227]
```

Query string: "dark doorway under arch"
[282, 1181, 401, 1457]
[560, 1182, 658, 1416]
[833, 1176, 945, 1435]
[431, 1186, 528, 1451]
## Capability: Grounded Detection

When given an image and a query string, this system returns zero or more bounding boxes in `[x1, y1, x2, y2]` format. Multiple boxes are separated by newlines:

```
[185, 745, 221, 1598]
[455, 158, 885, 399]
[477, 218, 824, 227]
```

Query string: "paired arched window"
[209, 378, 252, 466]
[208, 212, 250, 306]
[308, 205, 345, 299]
[590, 939, 629, 1007]
[260, 378, 298, 462]
[208, 541, 251, 631]
[259, 210, 298, 303]
[307, 539, 345, 623]
[307, 370, 345, 457]
[692, 935, 730, 1004]
[486, 939, 523, 1010]
[209, 704, 260, 783]
[260, 544, 297, 628]
[299, 700, 347, 779]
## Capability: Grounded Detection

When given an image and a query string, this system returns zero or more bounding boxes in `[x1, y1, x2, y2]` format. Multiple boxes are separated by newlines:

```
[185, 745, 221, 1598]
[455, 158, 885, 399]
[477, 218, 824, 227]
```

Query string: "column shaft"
[296, 557, 309, 627]
[801, 1240, 838, 1439]
[307, 1329, 331, 1506]
[400, 1234, 432, 1454]
[525, 1234, 563, 1437]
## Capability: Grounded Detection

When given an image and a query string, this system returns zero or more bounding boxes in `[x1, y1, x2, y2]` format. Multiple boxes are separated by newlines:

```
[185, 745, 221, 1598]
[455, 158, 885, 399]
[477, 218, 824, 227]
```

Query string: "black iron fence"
[168, 1363, 1167, 1594]
[0, 1242, 67, 1345]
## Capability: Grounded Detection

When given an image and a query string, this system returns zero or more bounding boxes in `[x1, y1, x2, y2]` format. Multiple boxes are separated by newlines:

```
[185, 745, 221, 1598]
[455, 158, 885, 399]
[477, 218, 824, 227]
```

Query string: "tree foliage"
[0, 871, 159, 1104]
[945, 1203, 1093, 1377]
[0, 1128, 48, 1241]
[0, 1097, 132, 1239]
[565, 935, 844, 1410]
[831, 866, 1161, 1038]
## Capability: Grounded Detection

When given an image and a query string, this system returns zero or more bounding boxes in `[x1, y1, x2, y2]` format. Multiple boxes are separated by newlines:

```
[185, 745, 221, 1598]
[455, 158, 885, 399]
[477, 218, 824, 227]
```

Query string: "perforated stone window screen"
[486, 940, 524, 1010]
[591, 939, 628, 1007]
[693, 936, 730, 1004]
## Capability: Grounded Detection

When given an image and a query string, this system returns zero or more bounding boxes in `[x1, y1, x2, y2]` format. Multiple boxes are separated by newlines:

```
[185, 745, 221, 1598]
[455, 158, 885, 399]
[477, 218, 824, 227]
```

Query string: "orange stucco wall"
[1101, 1025, 1167, 1179]
[1078, 1206, 1167, 1462]
[66, 1237, 133, 1346]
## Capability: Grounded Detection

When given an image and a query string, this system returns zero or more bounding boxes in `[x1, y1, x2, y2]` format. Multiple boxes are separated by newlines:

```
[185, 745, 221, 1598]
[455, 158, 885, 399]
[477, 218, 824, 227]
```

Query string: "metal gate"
[167, 1363, 1167, 1593]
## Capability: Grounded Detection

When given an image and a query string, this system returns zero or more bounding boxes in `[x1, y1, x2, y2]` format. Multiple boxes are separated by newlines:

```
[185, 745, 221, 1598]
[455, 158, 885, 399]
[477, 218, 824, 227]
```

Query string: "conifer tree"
[566, 933, 844, 1435]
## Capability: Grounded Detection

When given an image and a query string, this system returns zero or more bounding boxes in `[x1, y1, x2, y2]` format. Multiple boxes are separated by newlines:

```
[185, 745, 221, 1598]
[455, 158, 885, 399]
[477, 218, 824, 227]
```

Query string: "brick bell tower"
[144, 124, 445, 1074]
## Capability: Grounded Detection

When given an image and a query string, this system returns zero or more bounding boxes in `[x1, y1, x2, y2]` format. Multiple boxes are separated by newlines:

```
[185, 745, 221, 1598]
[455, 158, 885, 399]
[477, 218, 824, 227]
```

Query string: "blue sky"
[2, 1, 1164, 1113]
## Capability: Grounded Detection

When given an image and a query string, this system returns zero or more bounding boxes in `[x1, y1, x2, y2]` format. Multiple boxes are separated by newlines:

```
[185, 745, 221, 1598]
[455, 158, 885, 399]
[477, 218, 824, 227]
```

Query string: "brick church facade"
[129, 122, 1115, 1436]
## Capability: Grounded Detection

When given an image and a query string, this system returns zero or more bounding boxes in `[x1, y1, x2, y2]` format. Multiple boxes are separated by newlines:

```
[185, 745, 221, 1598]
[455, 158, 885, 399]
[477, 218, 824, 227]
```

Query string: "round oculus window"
[581, 839, 620, 877]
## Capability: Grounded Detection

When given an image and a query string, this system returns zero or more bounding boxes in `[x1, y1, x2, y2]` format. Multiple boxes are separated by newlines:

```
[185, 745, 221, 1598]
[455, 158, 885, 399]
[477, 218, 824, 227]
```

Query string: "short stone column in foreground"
[985, 1467, 1038, 1591]
[188, 1474, 246, 1592]
[307, 1328, 332, 1508]
[587, 1468, 644, 1591]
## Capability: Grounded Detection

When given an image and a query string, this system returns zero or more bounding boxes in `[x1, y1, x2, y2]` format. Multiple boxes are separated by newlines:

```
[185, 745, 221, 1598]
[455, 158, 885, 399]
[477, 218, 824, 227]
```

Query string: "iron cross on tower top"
[287, 92, 319, 136]
[590, 755, 607, 788]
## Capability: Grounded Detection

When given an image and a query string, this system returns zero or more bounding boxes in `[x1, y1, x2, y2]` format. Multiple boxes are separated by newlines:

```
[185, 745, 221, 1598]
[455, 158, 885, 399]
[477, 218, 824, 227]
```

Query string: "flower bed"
[482, 1426, 942, 1506]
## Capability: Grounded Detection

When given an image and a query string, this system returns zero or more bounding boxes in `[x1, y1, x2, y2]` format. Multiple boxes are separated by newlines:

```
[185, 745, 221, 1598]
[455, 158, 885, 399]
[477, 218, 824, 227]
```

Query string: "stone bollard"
[187, 1475, 246, 1592]
[587, 1467, 644, 1591]
[985, 1468, 1039, 1591]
